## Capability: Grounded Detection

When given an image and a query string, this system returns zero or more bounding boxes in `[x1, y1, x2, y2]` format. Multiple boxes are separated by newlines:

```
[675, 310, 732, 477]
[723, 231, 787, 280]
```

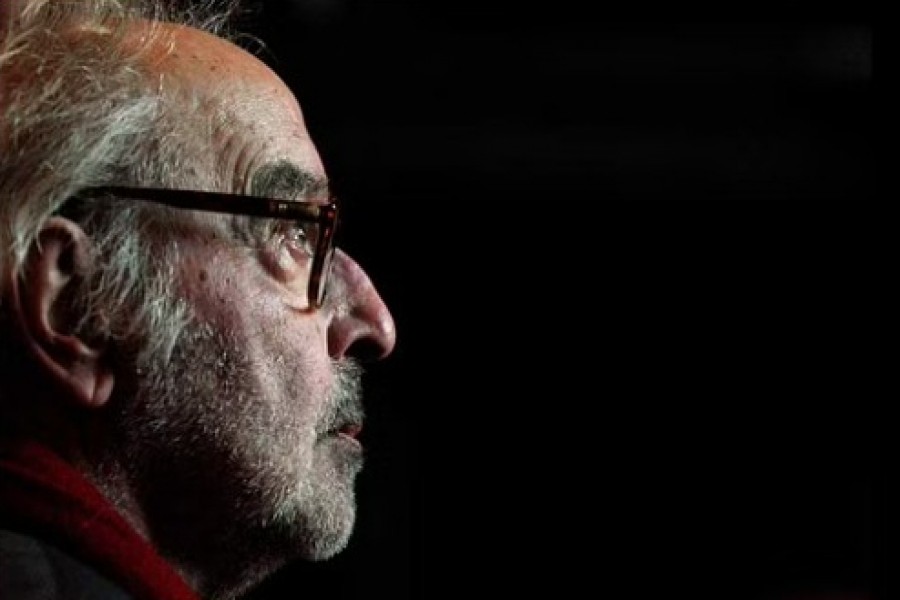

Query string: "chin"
[286, 505, 357, 562]
[269, 470, 360, 562]
[303, 527, 355, 561]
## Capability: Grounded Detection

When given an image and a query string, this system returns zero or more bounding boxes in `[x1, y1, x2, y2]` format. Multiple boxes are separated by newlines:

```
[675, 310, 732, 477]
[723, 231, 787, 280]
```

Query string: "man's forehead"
[114, 19, 323, 186]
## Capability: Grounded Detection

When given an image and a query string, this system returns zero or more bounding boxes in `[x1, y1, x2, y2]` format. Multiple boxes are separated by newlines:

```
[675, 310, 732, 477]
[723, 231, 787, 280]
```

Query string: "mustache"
[318, 359, 365, 435]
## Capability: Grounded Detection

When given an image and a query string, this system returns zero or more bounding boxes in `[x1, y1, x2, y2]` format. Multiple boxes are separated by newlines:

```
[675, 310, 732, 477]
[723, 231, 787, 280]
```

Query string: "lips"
[337, 423, 362, 439]
[332, 423, 363, 450]
[324, 422, 362, 440]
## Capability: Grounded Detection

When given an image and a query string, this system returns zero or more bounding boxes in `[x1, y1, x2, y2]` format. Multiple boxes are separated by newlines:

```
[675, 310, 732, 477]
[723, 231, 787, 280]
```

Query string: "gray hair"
[0, 0, 243, 374]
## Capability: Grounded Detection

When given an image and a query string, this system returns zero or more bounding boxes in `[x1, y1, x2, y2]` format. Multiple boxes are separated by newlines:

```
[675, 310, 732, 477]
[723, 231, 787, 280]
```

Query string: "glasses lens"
[316, 244, 335, 306]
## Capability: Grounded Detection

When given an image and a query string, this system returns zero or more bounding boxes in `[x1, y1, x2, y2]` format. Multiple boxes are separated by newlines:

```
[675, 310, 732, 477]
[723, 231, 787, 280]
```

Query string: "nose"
[326, 249, 396, 361]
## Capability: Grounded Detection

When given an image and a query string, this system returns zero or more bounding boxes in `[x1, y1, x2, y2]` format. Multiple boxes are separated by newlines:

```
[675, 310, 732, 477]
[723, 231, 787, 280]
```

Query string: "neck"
[87, 447, 290, 600]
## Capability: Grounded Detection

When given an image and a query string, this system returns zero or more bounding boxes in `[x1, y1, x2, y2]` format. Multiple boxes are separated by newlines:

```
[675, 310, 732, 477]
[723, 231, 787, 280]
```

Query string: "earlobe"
[4, 217, 114, 408]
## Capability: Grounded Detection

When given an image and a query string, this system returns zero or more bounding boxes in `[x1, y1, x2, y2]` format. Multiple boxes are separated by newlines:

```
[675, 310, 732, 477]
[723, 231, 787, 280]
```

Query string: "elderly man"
[0, 2, 396, 599]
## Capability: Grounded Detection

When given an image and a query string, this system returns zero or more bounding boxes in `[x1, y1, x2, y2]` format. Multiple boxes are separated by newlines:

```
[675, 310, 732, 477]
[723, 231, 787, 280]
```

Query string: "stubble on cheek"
[123, 249, 367, 561]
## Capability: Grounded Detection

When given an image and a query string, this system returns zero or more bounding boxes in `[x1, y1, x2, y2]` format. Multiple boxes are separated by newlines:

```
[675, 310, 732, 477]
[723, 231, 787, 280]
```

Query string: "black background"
[238, 1, 876, 599]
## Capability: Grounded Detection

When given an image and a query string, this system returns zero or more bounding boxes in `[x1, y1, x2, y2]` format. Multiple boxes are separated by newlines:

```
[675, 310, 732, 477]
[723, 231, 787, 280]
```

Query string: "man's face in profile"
[94, 24, 391, 580]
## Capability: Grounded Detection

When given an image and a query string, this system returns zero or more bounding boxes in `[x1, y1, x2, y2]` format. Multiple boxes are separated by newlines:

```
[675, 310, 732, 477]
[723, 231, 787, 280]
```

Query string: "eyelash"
[276, 222, 315, 259]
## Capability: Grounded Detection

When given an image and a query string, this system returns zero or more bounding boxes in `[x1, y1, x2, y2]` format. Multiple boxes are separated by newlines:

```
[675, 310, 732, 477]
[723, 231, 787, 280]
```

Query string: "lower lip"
[335, 432, 362, 449]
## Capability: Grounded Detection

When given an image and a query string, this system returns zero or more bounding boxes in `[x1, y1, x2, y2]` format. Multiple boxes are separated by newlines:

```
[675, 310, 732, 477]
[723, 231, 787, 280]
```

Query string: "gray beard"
[106, 318, 365, 600]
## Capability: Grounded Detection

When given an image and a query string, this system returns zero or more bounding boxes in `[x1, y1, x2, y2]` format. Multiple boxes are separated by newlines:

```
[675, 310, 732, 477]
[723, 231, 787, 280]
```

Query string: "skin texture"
[117, 24, 396, 598]
[5, 21, 396, 600]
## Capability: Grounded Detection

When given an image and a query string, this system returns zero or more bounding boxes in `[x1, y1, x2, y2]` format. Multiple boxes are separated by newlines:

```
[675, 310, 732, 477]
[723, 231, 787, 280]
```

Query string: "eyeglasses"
[72, 186, 339, 308]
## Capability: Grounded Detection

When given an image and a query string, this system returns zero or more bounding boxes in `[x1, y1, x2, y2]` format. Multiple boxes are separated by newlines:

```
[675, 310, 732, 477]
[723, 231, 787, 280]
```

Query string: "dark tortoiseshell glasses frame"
[72, 186, 339, 308]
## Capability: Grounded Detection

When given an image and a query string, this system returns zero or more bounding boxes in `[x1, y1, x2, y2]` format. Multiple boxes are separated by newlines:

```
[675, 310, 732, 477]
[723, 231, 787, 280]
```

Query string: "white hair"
[0, 0, 242, 374]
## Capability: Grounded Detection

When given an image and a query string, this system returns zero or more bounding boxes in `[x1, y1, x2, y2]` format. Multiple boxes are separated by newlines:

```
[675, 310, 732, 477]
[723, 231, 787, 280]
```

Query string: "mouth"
[330, 423, 363, 452]
[325, 422, 362, 441]
[336, 423, 362, 439]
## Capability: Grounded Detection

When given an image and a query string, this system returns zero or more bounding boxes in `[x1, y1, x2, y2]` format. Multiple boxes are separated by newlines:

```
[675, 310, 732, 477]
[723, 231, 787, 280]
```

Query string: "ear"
[5, 217, 114, 408]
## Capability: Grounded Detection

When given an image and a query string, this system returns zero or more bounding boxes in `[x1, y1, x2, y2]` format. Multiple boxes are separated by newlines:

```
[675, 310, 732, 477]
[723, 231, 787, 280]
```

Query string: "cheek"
[261, 300, 335, 411]
[182, 252, 333, 419]
[182, 247, 292, 328]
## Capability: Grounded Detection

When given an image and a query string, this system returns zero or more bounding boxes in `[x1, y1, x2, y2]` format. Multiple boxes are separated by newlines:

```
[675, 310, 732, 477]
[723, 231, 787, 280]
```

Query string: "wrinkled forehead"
[122, 20, 326, 192]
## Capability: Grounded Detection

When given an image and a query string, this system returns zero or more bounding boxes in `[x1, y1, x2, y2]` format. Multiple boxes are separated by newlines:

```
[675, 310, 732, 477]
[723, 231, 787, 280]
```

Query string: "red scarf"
[0, 439, 201, 600]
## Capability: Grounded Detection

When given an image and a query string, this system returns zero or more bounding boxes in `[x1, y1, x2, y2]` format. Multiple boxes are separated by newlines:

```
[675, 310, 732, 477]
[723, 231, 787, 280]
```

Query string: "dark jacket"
[0, 527, 132, 599]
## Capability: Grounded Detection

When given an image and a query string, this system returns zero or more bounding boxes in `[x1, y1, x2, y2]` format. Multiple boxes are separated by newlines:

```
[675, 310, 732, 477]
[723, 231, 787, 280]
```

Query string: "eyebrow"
[249, 160, 331, 201]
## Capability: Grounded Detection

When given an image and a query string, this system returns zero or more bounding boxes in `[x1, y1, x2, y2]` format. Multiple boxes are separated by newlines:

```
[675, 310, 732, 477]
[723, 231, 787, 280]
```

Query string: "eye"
[277, 221, 317, 261]
[255, 218, 318, 292]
